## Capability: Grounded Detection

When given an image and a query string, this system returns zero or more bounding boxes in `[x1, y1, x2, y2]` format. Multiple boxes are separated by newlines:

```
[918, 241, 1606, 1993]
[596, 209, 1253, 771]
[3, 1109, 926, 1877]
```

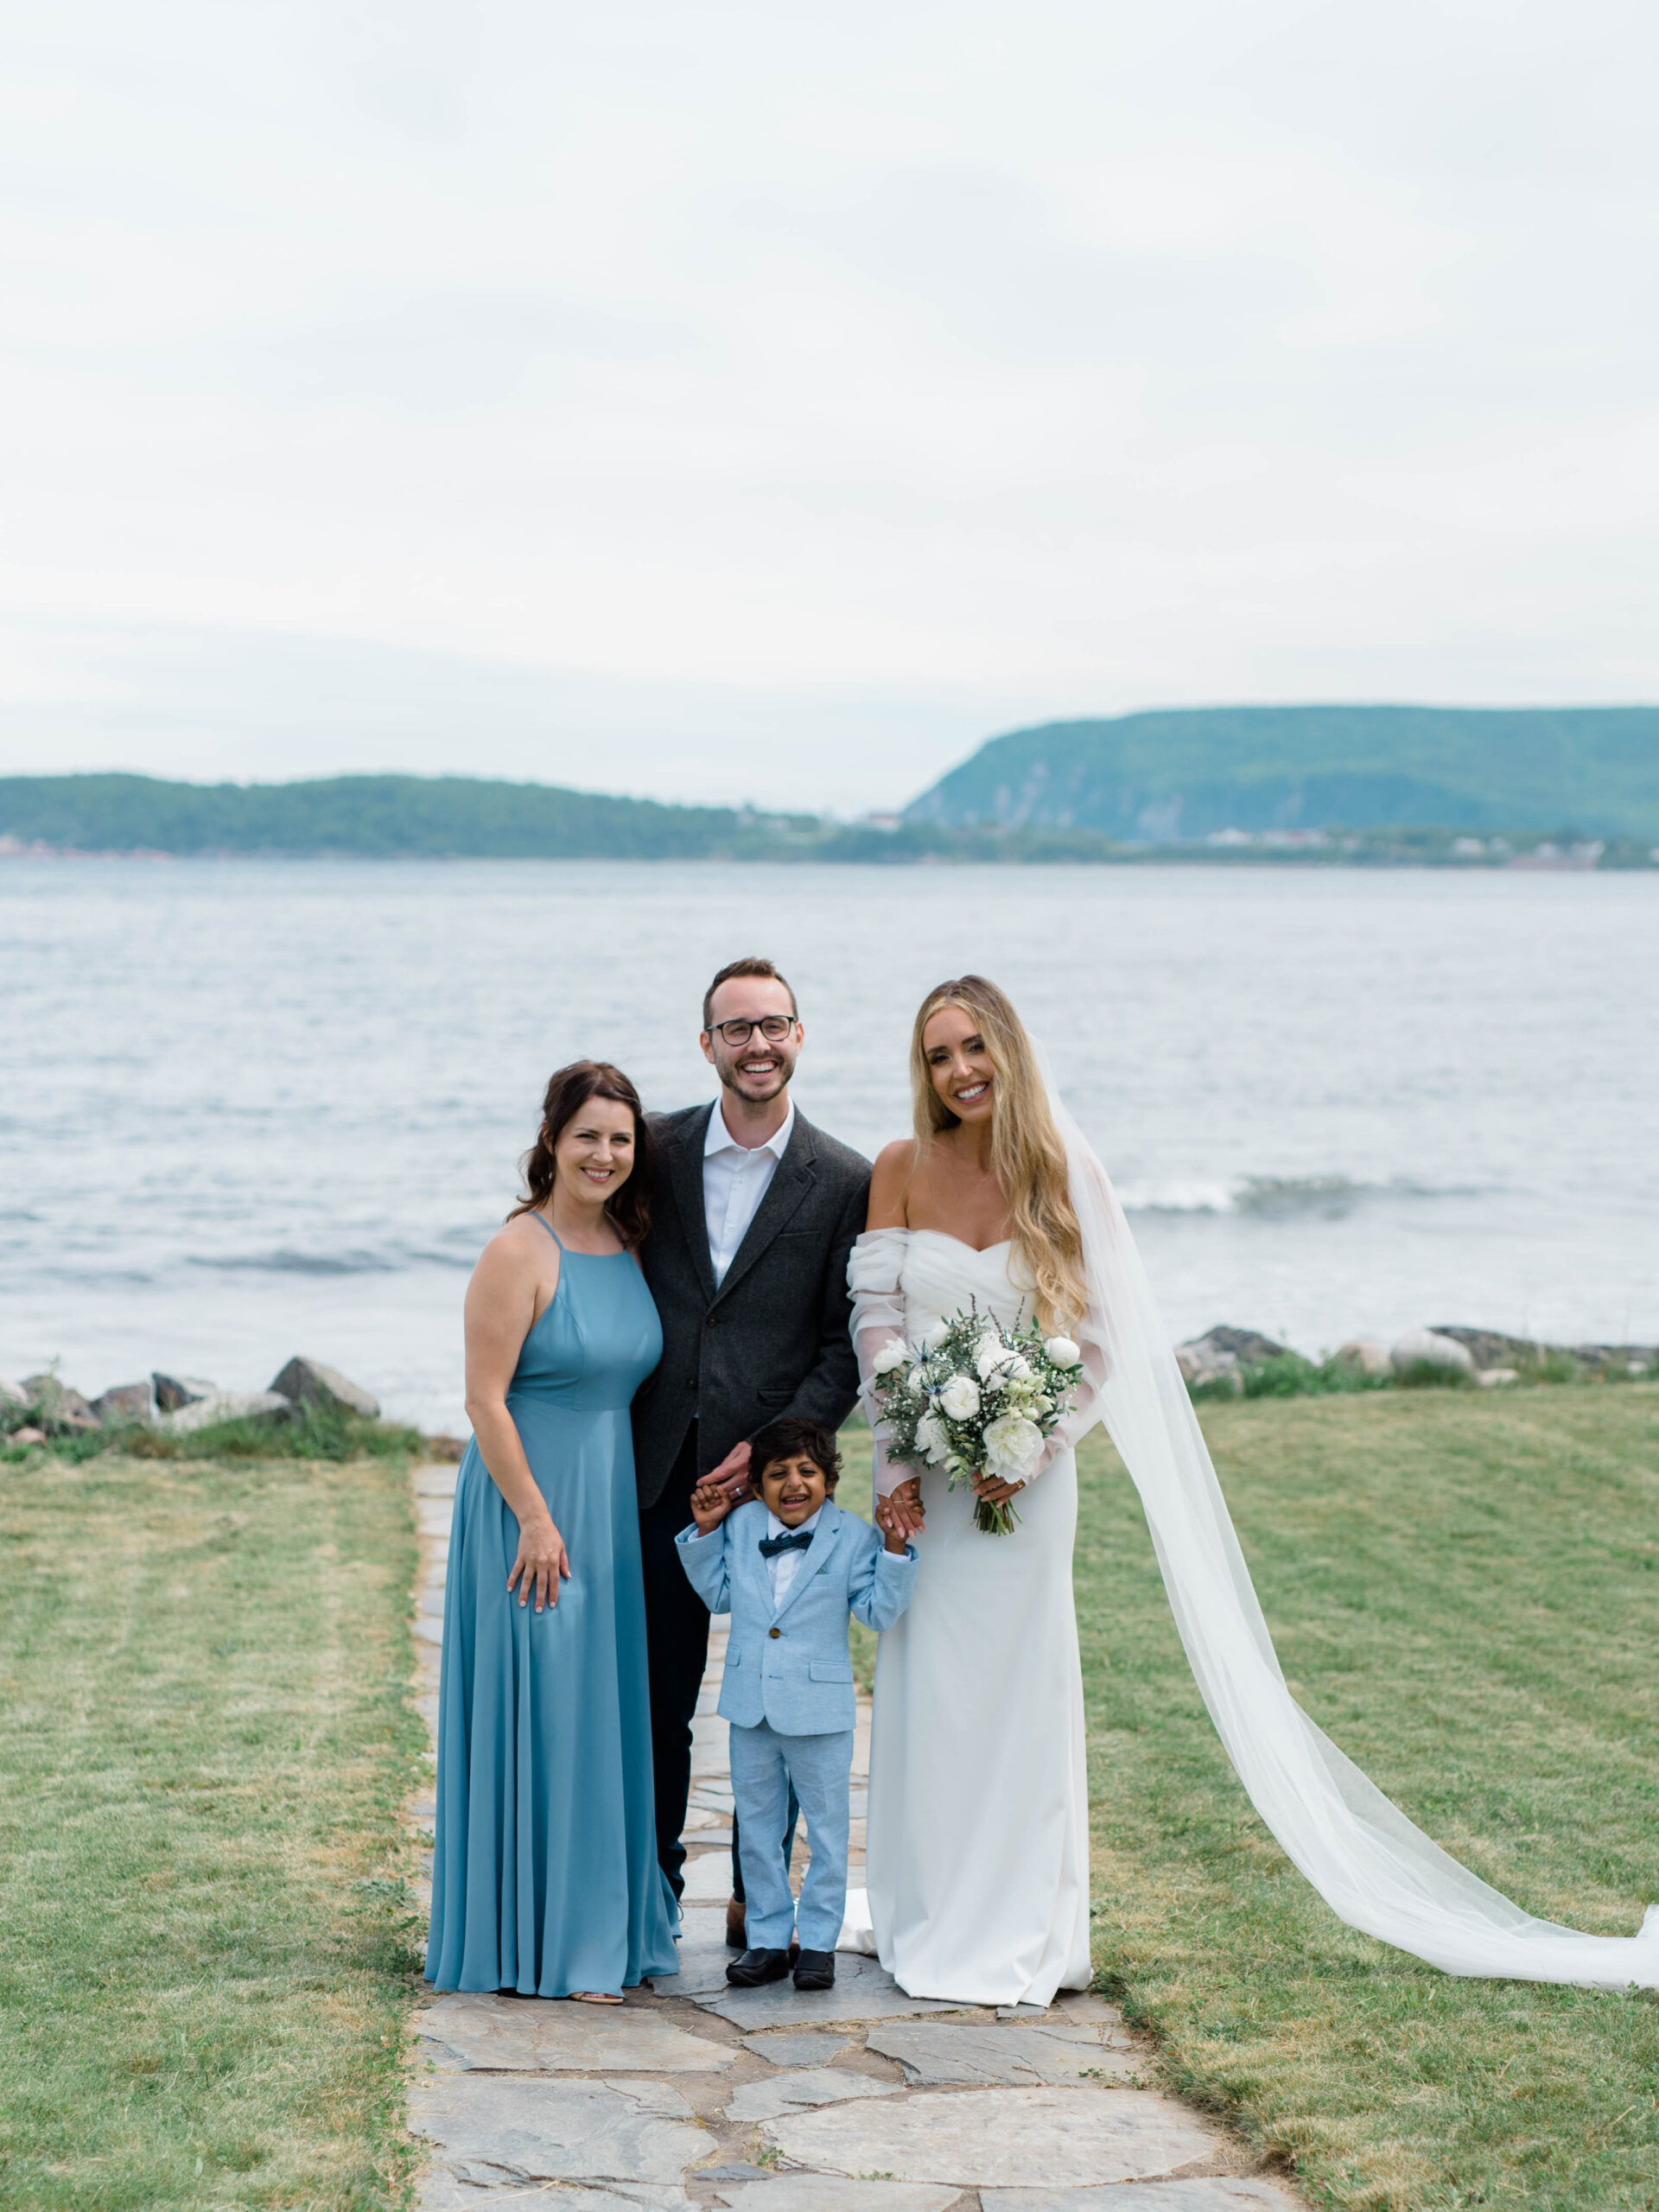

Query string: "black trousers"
[639, 1426, 797, 1908]
[639, 1428, 713, 1899]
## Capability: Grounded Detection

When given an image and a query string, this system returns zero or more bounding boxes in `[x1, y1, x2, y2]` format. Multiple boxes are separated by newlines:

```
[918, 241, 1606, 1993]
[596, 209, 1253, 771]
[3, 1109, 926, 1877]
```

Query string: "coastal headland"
[6, 704, 1659, 865]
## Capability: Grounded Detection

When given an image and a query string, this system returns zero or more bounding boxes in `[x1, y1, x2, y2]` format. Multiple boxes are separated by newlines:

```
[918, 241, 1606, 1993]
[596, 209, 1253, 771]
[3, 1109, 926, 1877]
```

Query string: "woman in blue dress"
[428, 1060, 678, 2001]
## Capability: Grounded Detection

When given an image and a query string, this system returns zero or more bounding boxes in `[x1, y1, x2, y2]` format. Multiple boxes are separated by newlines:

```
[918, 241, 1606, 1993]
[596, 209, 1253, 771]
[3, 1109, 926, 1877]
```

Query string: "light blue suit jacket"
[675, 1497, 918, 1736]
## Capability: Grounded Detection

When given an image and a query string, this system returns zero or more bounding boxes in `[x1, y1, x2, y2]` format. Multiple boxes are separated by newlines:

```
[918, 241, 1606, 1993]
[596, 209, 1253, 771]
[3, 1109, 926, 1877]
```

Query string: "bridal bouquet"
[869, 1306, 1085, 1534]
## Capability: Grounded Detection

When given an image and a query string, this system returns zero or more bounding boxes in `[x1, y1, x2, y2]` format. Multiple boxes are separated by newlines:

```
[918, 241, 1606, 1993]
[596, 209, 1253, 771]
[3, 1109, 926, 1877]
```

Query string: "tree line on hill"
[3, 702, 1657, 863]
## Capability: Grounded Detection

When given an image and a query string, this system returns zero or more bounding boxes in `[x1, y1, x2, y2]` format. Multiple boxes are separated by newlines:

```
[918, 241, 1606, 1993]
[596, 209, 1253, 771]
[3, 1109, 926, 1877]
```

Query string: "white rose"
[938, 1374, 981, 1421]
[906, 1364, 931, 1397]
[873, 1338, 909, 1377]
[982, 1412, 1045, 1479]
[1044, 1335, 1082, 1369]
[975, 1338, 1014, 1382]
[915, 1413, 950, 1464]
[920, 1319, 951, 1352]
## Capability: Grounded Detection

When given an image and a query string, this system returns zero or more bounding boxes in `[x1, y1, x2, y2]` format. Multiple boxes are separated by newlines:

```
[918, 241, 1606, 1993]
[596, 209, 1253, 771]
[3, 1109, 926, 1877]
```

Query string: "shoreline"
[8, 1324, 1656, 1454]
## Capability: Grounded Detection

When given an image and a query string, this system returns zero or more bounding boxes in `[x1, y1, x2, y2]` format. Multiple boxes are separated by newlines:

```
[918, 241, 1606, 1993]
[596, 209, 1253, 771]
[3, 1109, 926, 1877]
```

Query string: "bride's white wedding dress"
[842, 1070, 1659, 1999]
[842, 1228, 1092, 2006]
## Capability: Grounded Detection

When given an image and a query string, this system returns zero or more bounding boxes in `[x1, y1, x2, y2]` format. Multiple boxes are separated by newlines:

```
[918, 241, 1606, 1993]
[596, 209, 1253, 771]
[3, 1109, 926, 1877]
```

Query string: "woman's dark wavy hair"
[508, 1061, 655, 1249]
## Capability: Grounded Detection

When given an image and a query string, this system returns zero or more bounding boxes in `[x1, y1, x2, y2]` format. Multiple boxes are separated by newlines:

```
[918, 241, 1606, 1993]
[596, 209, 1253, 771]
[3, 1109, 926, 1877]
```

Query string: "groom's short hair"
[702, 957, 798, 1030]
[749, 1415, 840, 1491]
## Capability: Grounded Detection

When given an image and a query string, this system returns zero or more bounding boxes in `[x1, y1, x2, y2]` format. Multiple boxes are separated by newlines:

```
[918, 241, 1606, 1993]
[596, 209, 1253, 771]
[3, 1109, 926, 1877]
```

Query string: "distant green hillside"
[903, 706, 1659, 842]
[0, 773, 803, 858]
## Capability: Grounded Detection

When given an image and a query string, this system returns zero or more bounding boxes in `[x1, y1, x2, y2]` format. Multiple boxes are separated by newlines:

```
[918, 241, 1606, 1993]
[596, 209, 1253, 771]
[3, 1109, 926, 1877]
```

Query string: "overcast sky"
[2, 1, 1656, 813]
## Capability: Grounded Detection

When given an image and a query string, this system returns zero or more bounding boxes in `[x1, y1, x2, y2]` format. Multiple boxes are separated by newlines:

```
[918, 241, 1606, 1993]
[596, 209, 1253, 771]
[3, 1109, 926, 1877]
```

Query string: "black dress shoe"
[725, 1948, 791, 1987]
[792, 1948, 836, 1990]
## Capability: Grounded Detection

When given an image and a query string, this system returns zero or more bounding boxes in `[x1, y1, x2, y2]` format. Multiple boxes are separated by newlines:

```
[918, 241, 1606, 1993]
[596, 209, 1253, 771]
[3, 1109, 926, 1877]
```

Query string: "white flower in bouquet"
[915, 1412, 950, 1464]
[982, 1412, 1045, 1481]
[975, 1338, 1016, 1384]
[938, 1374, 981, 1421]
[906, 1363, 931, 1397]
[920, 1319, 952, 1352]
[873, 1337, 909, 1377]
[1045, 1334, 1082, 1368]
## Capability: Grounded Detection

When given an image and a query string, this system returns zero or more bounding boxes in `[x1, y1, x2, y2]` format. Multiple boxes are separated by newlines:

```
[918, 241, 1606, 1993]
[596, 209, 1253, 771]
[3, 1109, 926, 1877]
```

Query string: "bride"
[846, 974, 1100, 2006]
[846, 975, 1658, 2005]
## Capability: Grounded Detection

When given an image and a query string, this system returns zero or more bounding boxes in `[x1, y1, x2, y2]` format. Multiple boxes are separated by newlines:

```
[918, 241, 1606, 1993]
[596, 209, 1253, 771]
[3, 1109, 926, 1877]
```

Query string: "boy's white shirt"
[763, 1503, 823, 1608]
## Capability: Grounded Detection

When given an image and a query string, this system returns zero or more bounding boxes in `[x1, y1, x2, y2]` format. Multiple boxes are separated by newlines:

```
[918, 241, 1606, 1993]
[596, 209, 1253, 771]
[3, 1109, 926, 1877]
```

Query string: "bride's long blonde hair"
[908, 975, 1086, 1332]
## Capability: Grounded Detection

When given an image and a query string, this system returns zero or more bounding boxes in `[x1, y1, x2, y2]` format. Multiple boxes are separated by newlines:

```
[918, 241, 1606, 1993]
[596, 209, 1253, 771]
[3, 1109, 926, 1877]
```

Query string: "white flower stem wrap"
[867, 1300, 1085, 1535]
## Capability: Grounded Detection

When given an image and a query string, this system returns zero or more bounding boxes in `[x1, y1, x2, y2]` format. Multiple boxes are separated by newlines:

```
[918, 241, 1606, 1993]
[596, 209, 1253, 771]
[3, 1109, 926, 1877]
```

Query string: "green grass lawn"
[5, 1397, 1656, 2209]
[0, 1449, 424, 2210]
[1074, 1386, 1659, 2211]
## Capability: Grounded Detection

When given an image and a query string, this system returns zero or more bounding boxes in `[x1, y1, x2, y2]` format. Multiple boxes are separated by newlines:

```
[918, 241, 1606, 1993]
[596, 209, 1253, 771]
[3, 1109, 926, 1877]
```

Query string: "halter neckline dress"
[427, 1217, 678, 1995]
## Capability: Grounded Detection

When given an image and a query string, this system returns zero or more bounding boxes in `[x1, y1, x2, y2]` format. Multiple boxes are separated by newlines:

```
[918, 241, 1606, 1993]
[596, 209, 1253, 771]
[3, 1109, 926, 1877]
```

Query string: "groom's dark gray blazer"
[632, 1100, 870, 1510]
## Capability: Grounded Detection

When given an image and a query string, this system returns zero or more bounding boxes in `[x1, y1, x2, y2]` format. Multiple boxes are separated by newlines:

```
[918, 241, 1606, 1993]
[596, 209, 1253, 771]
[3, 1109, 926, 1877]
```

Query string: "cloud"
[1, 0, 1656, 809]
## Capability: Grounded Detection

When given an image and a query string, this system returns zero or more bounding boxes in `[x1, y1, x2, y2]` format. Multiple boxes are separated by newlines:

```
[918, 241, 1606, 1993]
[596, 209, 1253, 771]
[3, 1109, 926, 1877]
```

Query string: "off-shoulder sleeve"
[847, 1227, 911, 1500]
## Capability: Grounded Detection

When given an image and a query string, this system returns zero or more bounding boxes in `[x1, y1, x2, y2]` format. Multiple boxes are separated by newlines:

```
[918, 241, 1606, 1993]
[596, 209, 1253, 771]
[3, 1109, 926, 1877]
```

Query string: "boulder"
[1475, 1368, 1520, 1389]
[1332, 1338, 1391, 1377]
[1428, 1327, 1549, 1371]
[1430, 1328, 1656, 1378]
[1185, 1325, 1291, 1367]
[269, 1357, 379, 1421]
[21, 1374, 101, 1432]
[1389, 1329, 1475, 1377]
[1175, 1343, 1243, 1395]
[91, 1381, 153, 1425]
[10, 1426, 46, 1446]
[156, 1390, 295, 1436]
[152, 1372, 216, 1413]
[0, 1377, 27, 1408]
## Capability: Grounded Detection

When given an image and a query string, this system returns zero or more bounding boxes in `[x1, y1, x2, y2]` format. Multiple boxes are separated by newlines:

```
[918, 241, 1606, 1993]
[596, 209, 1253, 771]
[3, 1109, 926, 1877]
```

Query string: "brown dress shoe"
[726, 1895, 800, 1960]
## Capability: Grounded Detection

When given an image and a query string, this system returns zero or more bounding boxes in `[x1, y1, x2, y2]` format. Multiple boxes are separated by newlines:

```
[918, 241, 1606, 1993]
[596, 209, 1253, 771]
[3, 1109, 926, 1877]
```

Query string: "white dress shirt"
[762, 1504, 823, 1608]
[702, 1093, 796, 1288]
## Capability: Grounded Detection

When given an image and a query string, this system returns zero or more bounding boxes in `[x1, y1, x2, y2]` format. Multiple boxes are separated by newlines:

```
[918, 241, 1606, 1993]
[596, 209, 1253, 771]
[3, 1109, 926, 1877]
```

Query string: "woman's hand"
[506, 1510, 570, 1611]
[972, 1472, 1027, 1509]
[878, 1475, 926, 1541]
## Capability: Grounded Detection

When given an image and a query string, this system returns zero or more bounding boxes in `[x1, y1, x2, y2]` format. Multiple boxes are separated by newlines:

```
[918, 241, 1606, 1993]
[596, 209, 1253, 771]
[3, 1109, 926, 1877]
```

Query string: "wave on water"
[1120, 1174, 1476, 1219]
[188, 1248, 404, 1276]
[186, 1243, 478, 1276]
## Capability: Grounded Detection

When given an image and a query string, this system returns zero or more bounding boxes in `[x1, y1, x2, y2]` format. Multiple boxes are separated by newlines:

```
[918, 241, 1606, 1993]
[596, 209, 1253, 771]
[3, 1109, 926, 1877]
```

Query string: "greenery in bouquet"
[870, 1303, 1085, 1533]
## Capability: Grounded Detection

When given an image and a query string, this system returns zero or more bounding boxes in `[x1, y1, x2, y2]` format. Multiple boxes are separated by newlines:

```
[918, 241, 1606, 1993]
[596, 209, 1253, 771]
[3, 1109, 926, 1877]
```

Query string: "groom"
[633, 957, 869, 1936]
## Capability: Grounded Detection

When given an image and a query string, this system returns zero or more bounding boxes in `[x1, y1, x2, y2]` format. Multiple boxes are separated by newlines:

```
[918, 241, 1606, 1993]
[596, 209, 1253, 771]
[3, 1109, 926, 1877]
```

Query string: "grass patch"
[1077, 1384, 1659, 2209]
[0, 1449, 425, 2209]
[2, 1408, 429, 1470]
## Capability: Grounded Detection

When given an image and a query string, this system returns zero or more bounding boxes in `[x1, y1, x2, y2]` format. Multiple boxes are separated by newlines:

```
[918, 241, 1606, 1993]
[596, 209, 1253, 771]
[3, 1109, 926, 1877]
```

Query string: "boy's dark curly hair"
[748, 1416, 840, 1491]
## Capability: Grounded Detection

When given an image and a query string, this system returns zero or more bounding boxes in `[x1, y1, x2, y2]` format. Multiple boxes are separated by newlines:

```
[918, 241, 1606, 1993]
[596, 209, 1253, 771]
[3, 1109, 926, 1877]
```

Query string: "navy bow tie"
[758, 1528, 816, 1559]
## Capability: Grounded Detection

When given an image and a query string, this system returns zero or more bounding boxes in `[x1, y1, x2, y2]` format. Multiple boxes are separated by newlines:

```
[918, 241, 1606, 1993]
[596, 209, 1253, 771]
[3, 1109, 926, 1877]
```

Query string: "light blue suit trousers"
[728, 1718, 854, 1951]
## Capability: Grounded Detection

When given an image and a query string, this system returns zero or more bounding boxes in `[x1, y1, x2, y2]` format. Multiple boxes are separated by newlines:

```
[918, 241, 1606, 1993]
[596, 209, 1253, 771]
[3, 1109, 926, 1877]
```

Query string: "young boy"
[675, 1415, 918, 1991]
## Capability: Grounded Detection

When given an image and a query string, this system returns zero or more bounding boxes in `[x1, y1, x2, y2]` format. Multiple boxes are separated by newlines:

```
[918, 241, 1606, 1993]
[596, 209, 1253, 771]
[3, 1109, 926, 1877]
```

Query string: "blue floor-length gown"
[427, 1221, 679, 1993]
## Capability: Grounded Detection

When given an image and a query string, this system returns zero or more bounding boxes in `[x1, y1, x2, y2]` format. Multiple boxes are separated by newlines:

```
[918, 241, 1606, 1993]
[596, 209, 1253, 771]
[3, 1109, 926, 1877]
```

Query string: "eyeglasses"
[708, 1015, 797, 1045]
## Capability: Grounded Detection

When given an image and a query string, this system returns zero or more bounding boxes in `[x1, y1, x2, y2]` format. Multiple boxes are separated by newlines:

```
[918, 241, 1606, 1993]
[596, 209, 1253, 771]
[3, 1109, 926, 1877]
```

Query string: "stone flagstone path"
[406, 1461, 1304, 2211]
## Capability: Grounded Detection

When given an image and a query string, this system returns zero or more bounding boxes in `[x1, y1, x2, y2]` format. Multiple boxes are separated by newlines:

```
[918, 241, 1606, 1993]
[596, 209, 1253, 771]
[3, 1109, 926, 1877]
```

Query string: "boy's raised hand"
[689, 1477, 738, 1535]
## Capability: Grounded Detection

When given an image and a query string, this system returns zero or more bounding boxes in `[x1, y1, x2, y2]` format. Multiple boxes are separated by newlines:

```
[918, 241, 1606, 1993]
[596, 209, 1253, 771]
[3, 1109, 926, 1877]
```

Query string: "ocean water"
[3, 858, 1656, 1435]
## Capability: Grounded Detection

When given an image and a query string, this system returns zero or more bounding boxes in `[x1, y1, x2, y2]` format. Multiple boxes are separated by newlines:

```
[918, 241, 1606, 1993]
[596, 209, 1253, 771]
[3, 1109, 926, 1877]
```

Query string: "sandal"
[569, 1990, 624, 2005]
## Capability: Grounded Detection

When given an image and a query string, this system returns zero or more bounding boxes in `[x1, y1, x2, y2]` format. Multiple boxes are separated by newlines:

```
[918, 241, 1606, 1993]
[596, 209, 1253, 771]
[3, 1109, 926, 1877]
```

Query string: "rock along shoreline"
[5, 1325, 1656, 1451]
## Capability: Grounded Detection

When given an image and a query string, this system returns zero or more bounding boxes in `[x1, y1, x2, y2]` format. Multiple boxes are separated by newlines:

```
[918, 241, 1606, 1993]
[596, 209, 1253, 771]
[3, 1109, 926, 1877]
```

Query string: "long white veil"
[1046, 1071, 1659, 1989]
